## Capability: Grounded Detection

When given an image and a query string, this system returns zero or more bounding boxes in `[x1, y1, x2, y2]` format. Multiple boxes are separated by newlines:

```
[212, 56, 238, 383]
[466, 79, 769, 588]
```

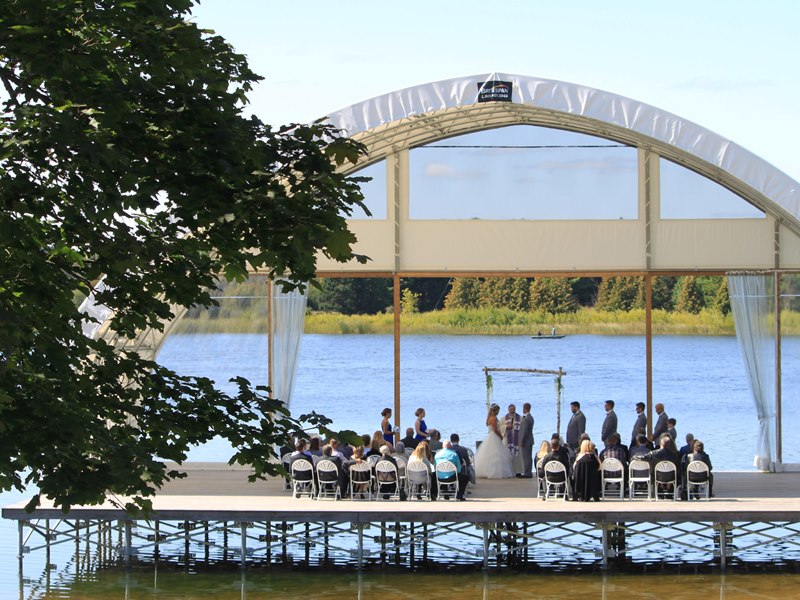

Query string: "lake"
[2, 333, 799, 597]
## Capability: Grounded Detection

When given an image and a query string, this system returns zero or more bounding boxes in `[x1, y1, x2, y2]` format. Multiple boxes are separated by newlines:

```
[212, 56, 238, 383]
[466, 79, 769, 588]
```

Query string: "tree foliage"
[0, 0, 367, 511]
[529, 278, 579, 314]
[444, 278, 482, 310]
[675, 276, 705, 314]
[595, 277, 643, 311]
[315, 278, 392, 314]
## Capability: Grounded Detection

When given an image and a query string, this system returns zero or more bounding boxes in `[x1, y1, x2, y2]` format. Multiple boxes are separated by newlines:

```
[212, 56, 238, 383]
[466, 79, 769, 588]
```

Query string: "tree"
[400, 288, 420, 313]
[595, 277, 643, 311]
[529, 278, 579, 314]
[712, 278, 731, 315]
[0, 1, 367, 511]
[675, 276, 704, 314]
[316, 278, 392, 314]
[444, 278, 482, 309]
[479, 277, 516, 308]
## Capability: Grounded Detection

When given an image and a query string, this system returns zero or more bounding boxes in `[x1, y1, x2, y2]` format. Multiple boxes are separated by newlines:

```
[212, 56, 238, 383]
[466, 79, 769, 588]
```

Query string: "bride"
[474, 404, 515, 479]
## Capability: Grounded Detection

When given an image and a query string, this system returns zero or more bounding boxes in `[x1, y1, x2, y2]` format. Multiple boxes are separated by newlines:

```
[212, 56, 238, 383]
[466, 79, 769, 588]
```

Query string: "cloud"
[422, 162, 484, 179]
[673, 77, 774, 92]
[529, 156, 637, 175]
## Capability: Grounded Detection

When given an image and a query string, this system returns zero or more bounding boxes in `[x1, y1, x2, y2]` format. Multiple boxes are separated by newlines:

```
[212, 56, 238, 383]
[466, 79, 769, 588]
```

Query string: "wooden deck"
[4, 463, 800, 523]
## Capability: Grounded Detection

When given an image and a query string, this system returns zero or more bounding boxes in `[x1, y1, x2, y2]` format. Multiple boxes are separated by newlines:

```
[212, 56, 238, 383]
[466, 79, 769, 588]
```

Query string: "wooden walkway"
[4, 464, 800, 523]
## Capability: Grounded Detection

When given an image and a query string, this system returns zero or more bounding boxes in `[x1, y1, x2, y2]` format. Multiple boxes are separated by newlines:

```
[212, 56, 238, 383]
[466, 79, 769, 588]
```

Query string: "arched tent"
[85, 73, 800, 470]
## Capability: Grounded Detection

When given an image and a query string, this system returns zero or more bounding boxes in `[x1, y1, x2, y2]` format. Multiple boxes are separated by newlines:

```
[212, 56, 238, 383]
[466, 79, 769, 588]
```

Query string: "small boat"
[530, 334, 566, 339]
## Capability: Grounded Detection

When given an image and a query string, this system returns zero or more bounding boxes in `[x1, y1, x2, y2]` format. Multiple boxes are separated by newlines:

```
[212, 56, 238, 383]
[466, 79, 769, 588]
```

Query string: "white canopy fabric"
[326, 72, 800, 223]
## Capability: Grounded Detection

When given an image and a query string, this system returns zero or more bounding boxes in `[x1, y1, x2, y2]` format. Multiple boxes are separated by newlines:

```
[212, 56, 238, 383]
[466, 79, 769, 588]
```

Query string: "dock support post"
[717, 522, 729, 572]
[482, 526, 489, 571]
[357, 523, 364, 571]
[124, 521, 132, 570]
[601, 523, 609, 570]
[240, 522, 247, 570]
[18, 520, 23, 576]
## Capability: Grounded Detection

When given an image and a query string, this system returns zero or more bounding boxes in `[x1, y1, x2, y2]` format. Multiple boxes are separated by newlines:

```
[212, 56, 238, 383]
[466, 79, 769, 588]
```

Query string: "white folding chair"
[544, 461, 570, 500]
[374, 460, 401, 500]
[601, 458, 625, 500]
[406, 461, 431, 501]
[290, 458, 315, 499]
[395, 455, 408, 491]
[349, 461, 373, 500]
[628, 459, 652, 500]
[654, 461, 679, 501]
[435, 461, 459, 501]
[315, 459, 341, 501]
[535, 458, 546, 498]
[686, 461, 711, 501]
[281, 453, 292, 491]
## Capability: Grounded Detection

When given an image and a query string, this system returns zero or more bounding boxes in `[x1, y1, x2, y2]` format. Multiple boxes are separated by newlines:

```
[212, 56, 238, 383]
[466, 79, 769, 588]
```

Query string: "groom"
[503, 404, 524, 477]
[519, 402, 534, 478]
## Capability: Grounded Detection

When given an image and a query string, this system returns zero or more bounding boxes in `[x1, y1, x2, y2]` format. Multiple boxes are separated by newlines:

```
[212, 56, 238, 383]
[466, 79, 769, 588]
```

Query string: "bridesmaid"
[381, 407, 395, 444]
[414, 407, 430, 442]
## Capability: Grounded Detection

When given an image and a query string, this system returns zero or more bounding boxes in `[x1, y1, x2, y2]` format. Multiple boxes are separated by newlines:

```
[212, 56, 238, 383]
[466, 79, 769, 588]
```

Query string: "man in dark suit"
[449, 433, 472, 491]
[400, 427, 418, 450]
[566, 401, 586, 450]
[652, 403, 669, 443]
[519, 402, 535, 478]
[630, 402, 647, 448]
[314, 444, 348, 497]
[601, 400, 618, 445]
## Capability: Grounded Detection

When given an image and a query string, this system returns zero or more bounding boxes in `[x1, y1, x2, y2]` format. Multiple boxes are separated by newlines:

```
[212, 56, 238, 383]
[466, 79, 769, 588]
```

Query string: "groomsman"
[519, 402, 535, 478]
[630, 402, 647, 448]
[601, 400, 618, 445]
[566, 401, 586, 450]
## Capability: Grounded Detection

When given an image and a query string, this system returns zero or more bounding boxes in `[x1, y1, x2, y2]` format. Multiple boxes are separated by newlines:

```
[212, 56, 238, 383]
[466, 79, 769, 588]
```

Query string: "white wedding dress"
[474, 427, 515, 479]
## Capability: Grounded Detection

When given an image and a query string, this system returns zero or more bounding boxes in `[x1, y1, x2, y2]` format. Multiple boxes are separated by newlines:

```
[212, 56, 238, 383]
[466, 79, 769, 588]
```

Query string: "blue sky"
[191, 0, 799, 185]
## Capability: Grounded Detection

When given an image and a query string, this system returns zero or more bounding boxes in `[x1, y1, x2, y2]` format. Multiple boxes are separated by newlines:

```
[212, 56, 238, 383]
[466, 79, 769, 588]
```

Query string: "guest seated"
[308, 436, 323, 457]
[375, 445, 400, 498]
[641, 434, 681, 497]
[314, 443, 348, 497]
[682, 439, 714, 498]
[572, 440, 601, 501]
[367, 431, 384, 457]
[542, 436, 571, 477]
[428, 429, 443, 452]
[349, 447, 371, 497]
[401, 427, 419, 450]
[599, 432, 629, 467]
[679, 433, 695, 459]
[535, 440, 551, 479]
[434, 440, 466, 500]
[408, 441, 437, 500]
[629, 434, 650, 459]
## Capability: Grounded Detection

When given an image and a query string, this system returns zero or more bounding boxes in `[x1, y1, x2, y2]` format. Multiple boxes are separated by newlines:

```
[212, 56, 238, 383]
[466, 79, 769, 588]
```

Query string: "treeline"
[308, 276, 736, 315]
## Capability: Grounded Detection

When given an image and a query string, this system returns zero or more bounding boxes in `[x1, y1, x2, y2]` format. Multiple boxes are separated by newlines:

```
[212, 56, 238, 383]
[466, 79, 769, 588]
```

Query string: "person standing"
[566, 401, 586, 451]
[414, 407, 430, 442]
[503, 404, 523, 476]
[601, 400, 618, 445]
[630, 402, 647, 448]
[380, 407, 394, 444]
[652, 403, 669, 443]
[519, 402, 535, 478]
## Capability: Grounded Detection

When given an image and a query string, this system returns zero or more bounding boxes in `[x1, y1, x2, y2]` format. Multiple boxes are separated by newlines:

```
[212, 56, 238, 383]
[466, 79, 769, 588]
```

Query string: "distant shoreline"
[172, 307, 800, 336]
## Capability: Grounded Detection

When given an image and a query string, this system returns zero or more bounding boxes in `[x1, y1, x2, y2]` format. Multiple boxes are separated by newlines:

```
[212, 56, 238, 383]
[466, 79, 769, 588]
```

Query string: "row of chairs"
[538, 457, 712, 501]
[284, 454, 461, 501]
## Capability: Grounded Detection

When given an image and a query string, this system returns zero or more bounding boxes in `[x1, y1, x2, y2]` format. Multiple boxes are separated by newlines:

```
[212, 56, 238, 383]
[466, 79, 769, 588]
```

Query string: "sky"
[190, 0, 800, 185]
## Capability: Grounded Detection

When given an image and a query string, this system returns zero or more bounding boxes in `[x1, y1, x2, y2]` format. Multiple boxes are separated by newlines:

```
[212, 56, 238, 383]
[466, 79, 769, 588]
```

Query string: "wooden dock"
[5, 465, 800, 572]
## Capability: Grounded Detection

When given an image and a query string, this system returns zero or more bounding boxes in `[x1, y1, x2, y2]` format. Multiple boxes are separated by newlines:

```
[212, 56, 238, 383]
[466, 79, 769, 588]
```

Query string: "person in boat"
[551, 326, 557, 336]
[536, 330, 542, 336]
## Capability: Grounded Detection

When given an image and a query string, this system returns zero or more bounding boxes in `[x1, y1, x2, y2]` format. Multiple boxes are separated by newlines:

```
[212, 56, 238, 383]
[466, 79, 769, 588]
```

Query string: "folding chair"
[281, 453, 292, 491]
[374, 460, 401, 501]
[686, 461, 711, 501]
[435, 461, 459, 501]
[544, 461, 570, 500]
[406, 461, 431, 501]
[654, 461, 679, 501]
[395, 455, 408, 492]
[535, 458, 546, 498]
[290, 458, 315, 499]
[349, 461, 373, 500]
[315, 459, 341, 501]
[601, 458, 625, 500]
[628, 459, 652, 500]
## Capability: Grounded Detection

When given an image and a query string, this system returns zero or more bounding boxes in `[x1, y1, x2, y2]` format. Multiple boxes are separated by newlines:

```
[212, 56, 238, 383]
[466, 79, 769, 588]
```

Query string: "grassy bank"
[171, 307, 800, 335]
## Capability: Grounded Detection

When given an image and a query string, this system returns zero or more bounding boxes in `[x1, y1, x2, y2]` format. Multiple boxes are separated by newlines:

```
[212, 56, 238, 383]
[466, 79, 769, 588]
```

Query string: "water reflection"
[21, 569, 800, 599]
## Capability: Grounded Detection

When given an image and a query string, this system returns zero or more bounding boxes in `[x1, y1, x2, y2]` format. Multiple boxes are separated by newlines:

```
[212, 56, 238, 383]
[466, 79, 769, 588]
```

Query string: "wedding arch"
[483, 367, 567, 435]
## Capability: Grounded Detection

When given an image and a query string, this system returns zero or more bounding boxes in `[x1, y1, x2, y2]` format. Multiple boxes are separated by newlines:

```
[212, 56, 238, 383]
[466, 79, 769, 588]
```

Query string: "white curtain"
[271, 283, 307, 410]
[728, 273, 777, 471]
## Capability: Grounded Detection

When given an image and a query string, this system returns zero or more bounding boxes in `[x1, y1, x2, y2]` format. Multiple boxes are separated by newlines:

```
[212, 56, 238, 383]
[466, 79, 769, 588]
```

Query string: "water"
[2, 333, 799, 597]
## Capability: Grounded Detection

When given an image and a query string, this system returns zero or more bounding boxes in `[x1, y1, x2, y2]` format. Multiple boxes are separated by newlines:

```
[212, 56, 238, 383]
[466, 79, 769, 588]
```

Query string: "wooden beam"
[393, 273, 401, 431]
[645, 274, 653, 439]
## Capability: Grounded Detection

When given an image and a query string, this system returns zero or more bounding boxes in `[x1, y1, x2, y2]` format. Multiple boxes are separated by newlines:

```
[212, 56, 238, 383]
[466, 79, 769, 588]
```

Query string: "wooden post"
[775, 271, 782, 466]
[645, 274, 653, 439]
[267, 279, 274, 395]
[393, 273, 401, 430]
